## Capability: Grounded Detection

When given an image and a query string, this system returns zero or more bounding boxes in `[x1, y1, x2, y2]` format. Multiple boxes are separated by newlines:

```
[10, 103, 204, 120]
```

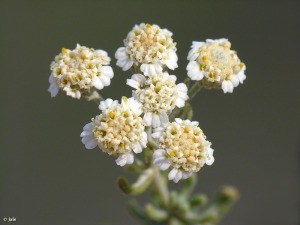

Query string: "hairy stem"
[153, 167, 170, 208]
[188, 80, 202, 101]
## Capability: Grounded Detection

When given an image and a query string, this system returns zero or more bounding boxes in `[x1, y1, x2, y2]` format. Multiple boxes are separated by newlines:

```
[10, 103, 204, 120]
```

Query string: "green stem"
[185, 186, 239, 224]
[153, 167, 170, 208]
[188, 81, 202, 101]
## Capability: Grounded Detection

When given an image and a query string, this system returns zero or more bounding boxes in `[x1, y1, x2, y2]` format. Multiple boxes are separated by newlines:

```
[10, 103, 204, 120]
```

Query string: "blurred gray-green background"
[0, 0, 299, 224]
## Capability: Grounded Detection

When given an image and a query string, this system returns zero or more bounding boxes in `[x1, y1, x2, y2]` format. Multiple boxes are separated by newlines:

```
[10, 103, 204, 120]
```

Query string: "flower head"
[187, 39, 246, 93]
[80, 97, 147, 166]
[127, 72, 188, 128]
[152, 118, 214, 183]
[115, 23, 178, 75]
[48, 44, 114, 99]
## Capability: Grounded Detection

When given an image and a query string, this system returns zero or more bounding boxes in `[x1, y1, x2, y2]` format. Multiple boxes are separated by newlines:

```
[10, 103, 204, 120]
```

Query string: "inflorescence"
[48, 23, 247, 182]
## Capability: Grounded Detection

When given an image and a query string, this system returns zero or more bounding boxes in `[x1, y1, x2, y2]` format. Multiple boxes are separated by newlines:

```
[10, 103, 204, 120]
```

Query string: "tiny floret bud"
[152, 118, 214, 183]
[80, 97, 147, 166]
[115, 23, 178, 75]
[127, 72, 188, 128]
[48, 44, 114, 99]
[187, 39, 246, 93]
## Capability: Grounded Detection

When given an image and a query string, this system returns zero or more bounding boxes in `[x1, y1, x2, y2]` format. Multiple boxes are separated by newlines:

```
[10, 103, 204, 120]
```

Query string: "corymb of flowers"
[115, 23, 178, 75]
[48, 44, 113, 99]
[187, 39, 246, 93]
[48, 23, 247, 183]
[81, 97, 147, 167]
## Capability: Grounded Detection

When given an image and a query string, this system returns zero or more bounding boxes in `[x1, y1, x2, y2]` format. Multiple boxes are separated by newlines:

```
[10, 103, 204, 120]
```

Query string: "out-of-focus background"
[0, 0, 299, 224]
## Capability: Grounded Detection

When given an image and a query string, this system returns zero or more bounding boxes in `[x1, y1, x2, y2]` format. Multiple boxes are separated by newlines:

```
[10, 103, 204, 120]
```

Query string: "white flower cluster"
[76, 24, 190, 181]
[152, 119, 214, 183]
[187, 39, 246, 93]
[48, 23, 248, 182]
[48, 44, 114, 99]
[115, 23, 178, 75]
[81, 97, 147, 166]
[127, 72, 188, 128]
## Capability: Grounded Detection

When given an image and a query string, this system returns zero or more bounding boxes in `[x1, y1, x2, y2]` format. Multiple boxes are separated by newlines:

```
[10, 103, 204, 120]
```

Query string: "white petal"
[177, 82, 187, 93]
[152, 114, 161, 128]
[48, 74, 59, 97]
[84, 139, 98, 149]
[131, 103, 143, 115]
[153, 156, 165, 165]
[126, 74, 146, 89]
[132, 143, 143, 154]
[141, 132, 148, 147]
[100, 66, 114, 79]
[187, 61, 203, 81]
[99, 98, 118, 111]
[237, 70, 246, 84]
[153, 149, 166, 159]
[122, 60, 134, 71]
[140, 64, 162, 76]
[206, 148, 215, 165]
[187, 49, 199, 61]
[80, 123, 97, 149]
[127, 97, 143, 115]
[158, 112, 169, 127]
[165, 51, 178, 70]
[152, 129, 163, 139]
[143, 112, 153, 127]
[83, 122, 93, 131]
[222, 80, 234, 93]
[95, 49, 108, 56]
[115, 153, 134, 166]
[127, 79, 140, 90]
[175, 98, 185, 108]
[174, 118, 183, 124]
[206, 38, 228, 43]
[230, 75, 239, 87]
[81, 136, 94, 143]
[93, 77, 104, 90]
[227, 82, 234, 93]
[168, 168, 178, 180]
[48, 83, 59, 97]
[75, 91, 81, 99]
[115, 47, 133, 71]
[168, 168, 183, 183]
[173, 170, 183, 183]
[175, 83, 188, 107]
[182, 171, 193, 180]
[80, 130, 92, 137]
[99, 75, 111, 86]
[48, 74, 55, 83]
[115, 47, 126, 60]
[191, 41, 204, 49]
[154, 157, 170, 171]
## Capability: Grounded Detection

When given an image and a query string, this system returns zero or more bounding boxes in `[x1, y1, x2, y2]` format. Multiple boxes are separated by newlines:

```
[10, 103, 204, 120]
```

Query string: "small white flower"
[127, 72, 188, 128]
[186, 39, 246, 93]
[115, 23, 178, 75]
[152, 118, 214, 183]
[49, 44, 114, 99]
[80, 97, 147, 166]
